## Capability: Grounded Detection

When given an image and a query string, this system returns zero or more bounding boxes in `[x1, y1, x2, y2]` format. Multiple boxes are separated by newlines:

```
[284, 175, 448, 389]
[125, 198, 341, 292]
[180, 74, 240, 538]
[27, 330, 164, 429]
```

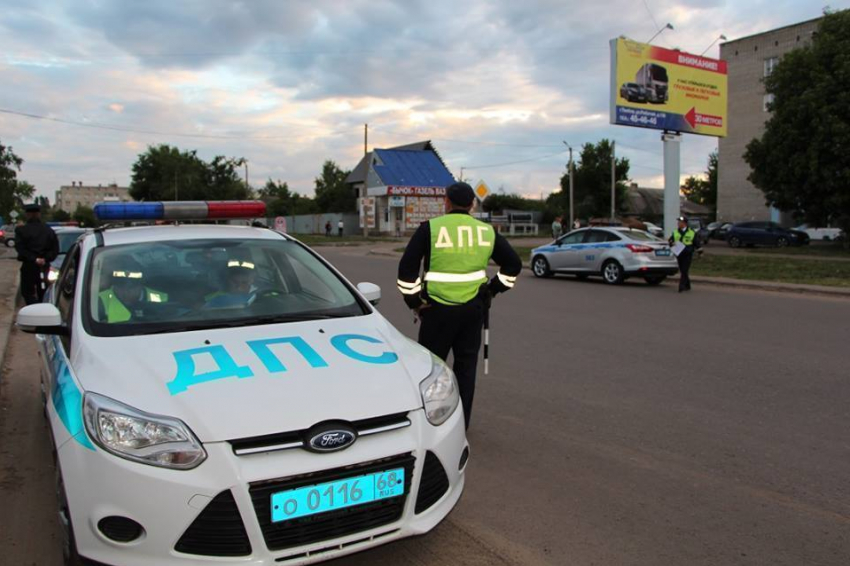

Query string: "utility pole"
[364, 123, 368, 156]
[562, 141, 574, 227]
[460, 167, 465, 182]
[244, 160, 249, 190]
[610, 140, 616, 221]
[363, 123, 369, 237]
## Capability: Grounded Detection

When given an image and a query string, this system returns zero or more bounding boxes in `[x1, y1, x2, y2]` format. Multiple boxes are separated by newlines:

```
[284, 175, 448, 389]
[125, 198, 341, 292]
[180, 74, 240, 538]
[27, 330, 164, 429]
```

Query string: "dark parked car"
[726, 222, 810, 248]
[686, 218, 711, 246]
[709, 222, 733, 241]
[620, 82, 647, 103]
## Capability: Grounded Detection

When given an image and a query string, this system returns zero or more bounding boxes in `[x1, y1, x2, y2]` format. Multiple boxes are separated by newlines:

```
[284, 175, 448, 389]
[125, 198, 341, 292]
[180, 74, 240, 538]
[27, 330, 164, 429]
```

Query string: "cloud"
[0, 0, 845, 201]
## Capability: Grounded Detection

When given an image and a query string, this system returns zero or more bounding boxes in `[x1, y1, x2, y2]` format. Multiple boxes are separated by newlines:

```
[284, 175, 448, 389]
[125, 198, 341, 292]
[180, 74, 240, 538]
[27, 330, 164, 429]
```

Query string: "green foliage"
[259, 179, 317, 216]
[51, 209, 72, 222]
[682, 151, 718, 217]
[0, 141, 33, 221]
[744, 10, 850, 233]
[313, 161, 355, 213]
[73, 205, 97, 228]
[129, 145, 249, 202]
[481, 194, 545, 213]
[549, 139, 630, 221]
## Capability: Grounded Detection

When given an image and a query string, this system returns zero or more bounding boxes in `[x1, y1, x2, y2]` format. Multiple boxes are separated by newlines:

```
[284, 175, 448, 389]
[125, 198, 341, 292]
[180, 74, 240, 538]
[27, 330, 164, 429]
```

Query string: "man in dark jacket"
[15, 204, 59, 304]
[397, 182, 522, 429]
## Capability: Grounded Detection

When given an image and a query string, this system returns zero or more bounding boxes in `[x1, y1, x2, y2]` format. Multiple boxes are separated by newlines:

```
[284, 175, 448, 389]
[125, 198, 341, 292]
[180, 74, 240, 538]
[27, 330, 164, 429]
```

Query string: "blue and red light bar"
[94, 201, 266, 221]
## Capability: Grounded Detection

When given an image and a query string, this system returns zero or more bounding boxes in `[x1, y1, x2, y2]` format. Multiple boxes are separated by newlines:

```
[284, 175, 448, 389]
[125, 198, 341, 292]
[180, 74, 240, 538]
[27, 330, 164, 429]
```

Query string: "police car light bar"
[94, 201, 266, 221]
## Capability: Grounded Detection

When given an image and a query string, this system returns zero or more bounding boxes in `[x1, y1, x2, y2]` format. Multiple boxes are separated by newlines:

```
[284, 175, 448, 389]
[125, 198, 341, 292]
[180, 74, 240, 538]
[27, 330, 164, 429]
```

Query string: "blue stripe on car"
[51, 337, 95, 450]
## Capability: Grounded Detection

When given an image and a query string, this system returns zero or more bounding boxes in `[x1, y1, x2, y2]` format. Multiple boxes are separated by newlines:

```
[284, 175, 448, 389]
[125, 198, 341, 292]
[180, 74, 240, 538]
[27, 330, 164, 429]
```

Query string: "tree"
[0, 141, 35, 221]
[744, 10, 850, 233]
[51, 209, 71, 222]
[129, 145, 249, 202]
[313, 161, 355, 213]
[73, 205, 97, 228]
[259, 179, 316, 216]
[482, 194, 545, 213]
[549, 139, 630, 221]
[682, 151, 718, 214]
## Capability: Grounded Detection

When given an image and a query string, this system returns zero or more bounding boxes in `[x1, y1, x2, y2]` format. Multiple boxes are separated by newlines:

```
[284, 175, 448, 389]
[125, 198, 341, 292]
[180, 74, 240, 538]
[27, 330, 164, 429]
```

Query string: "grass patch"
[691, 254, 850, 287]
[734, 243, 850, 258]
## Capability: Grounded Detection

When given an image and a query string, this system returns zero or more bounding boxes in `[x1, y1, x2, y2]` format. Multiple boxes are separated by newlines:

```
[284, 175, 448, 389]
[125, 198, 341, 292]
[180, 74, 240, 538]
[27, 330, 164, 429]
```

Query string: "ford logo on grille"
[305, 423, 357, 453]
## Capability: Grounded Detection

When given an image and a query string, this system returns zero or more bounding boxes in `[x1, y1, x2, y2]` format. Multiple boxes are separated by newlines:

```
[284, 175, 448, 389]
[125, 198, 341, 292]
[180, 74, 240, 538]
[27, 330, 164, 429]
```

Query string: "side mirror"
[357, 282, 381, 306]
[16, 303, 67, 335]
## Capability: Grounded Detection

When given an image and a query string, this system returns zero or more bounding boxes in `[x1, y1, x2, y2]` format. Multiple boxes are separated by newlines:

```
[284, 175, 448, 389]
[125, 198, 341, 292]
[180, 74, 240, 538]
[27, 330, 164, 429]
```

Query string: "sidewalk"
[0, 248, 20, 376]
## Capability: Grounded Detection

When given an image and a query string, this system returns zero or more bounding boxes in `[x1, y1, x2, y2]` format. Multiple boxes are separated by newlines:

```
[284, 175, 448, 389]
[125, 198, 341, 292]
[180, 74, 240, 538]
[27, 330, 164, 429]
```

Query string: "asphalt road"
[1, 247, 848, 565]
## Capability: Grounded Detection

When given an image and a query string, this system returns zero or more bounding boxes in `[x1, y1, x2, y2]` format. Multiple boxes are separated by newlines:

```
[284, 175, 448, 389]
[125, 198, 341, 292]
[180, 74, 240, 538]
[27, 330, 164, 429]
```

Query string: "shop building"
[346, 141, 455, 234]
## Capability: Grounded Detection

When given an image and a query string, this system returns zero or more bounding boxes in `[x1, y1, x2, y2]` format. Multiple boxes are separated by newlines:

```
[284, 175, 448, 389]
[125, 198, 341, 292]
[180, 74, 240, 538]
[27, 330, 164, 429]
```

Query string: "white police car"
[17, 201, 468, 565]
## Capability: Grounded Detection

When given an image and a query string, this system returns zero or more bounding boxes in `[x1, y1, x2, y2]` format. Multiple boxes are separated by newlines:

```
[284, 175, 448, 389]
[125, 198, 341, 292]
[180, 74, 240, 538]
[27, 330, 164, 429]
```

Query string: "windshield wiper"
[145, 313, 353, 334]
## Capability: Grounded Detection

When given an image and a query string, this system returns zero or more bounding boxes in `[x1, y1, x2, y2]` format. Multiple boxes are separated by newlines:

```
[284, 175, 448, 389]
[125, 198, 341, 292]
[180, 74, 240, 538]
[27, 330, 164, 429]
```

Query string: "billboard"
[610, 37, 727, 137]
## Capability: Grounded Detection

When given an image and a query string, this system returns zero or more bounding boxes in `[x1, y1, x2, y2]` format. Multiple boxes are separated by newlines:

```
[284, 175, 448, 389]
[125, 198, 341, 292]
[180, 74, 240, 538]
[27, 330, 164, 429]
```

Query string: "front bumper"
[57, 407, 467, 565]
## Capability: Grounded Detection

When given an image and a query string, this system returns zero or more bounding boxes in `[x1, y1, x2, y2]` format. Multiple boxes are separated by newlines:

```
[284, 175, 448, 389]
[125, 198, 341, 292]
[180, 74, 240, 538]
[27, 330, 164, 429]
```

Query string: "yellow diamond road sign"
[474, 181, 490, 201]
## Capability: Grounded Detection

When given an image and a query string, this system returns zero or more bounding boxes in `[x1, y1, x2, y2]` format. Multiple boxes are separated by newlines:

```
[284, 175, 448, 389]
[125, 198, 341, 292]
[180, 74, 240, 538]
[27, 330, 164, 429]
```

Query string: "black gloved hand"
[478, 284, 493, 309]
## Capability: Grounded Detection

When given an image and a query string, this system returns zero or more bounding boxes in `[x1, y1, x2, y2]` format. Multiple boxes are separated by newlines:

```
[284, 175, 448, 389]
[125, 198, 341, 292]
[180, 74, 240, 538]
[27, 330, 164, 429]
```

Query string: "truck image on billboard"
[610, 37, 727, 137]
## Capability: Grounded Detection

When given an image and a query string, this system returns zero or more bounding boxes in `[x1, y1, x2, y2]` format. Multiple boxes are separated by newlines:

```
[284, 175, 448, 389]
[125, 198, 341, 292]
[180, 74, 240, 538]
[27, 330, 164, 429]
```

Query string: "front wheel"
[728, 236, 741, 248]
[5, 238, 15, 248]
[56, 469, 84, 566]
[644, 275, 666, 285]
[531, 256, 552, 278]
[601, 260, 624, 285]
[776, 236, 789, 247]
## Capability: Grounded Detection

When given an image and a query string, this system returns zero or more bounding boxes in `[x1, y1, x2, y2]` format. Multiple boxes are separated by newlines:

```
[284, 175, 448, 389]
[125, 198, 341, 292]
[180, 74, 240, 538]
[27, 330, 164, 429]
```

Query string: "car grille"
[174, 490, 252, 557]
[249, 453, 415, 551]
[228, 412, 411, 456]
[414, 451, 450, 514]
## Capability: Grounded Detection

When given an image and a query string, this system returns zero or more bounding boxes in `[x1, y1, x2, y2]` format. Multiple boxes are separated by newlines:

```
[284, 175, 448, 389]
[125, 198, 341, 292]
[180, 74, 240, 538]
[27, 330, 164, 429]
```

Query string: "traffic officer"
[669, 215, 697, 292]
[397, 182, 522, 429]
[14, 203, 59, 305]
[99, 258, 168, 322]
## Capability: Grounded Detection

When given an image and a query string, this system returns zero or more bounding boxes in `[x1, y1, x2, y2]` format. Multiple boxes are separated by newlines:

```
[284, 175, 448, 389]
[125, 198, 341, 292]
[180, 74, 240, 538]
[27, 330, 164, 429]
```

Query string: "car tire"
[56, 468, 84, 566]
[729, 236, 741, 248]
[601, 260, 624, 285]
[531, 256, 552, 278]
[776, 236, 789, 247]
[644, 275, 666, 285]
[5, 238, 15, 248]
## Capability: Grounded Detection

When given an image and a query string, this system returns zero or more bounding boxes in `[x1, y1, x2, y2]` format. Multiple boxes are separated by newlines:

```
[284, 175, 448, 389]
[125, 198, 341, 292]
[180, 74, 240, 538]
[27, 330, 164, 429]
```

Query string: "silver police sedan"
[530, 227, 679, 285]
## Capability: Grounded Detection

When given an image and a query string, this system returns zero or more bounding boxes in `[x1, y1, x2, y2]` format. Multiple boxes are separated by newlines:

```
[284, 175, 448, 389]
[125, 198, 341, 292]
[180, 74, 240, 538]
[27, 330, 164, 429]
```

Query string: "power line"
[461, 150, 568, 170]
[369, 125, 564, 148]
[0, 107, 358, 140]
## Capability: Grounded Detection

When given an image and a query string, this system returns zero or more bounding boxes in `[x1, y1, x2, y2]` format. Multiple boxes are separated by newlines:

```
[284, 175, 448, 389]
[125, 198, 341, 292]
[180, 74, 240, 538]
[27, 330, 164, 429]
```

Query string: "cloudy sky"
[0, 0, 841, 203]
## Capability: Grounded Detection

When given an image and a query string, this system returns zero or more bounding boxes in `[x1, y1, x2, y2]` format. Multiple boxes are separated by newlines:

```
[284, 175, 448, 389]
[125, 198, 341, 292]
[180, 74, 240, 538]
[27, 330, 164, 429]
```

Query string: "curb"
[0, 268, 20, 376]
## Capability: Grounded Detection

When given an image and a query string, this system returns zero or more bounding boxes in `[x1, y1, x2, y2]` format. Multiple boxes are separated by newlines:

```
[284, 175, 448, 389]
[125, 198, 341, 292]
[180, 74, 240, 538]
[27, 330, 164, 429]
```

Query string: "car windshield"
[57, 231, 85, 254]
[85, 238, 367, 336]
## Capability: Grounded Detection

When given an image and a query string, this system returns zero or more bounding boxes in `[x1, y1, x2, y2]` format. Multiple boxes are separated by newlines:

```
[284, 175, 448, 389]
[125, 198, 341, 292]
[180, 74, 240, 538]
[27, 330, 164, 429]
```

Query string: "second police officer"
[397, 182, 522, 430]
[669, 215, 698, 293]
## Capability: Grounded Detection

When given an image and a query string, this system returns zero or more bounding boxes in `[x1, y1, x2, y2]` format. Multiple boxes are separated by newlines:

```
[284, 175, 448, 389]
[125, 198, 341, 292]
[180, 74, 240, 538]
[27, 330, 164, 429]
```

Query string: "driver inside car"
[99, 258, 168, 323]
[204, 262, 258, 308]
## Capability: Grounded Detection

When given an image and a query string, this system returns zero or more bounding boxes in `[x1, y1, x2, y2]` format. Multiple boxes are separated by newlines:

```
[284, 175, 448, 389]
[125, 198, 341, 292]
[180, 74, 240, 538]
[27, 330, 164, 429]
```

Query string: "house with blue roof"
[346, 141, 455, 235]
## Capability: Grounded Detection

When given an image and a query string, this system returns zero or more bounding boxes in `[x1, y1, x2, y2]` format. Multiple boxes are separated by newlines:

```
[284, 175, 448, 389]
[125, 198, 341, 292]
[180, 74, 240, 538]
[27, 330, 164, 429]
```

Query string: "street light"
[647, 23, 673, 44]
[700, 34, 727, 56]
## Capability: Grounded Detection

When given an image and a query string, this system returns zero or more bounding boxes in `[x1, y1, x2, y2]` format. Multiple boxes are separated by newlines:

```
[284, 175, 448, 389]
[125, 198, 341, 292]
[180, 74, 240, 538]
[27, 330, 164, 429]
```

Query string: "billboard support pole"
[662, 131, 681, 237]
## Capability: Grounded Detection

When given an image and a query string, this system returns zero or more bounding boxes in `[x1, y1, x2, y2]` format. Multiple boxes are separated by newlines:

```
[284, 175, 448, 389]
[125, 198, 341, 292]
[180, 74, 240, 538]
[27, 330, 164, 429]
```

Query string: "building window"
[764, 57, 779, 77]
[763, 93, 775, 112]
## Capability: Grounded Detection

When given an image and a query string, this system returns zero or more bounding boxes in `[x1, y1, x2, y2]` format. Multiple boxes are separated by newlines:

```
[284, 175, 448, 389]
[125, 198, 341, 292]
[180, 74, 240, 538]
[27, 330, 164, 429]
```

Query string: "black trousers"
[677, 248, 693, 291]
[418, 298, 486, 429]
[20, 262, 48, 305]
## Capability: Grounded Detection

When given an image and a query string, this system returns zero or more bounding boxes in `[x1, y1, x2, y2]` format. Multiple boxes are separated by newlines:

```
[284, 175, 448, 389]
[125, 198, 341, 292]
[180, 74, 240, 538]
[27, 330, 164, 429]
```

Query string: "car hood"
[74, 313, 432, 442]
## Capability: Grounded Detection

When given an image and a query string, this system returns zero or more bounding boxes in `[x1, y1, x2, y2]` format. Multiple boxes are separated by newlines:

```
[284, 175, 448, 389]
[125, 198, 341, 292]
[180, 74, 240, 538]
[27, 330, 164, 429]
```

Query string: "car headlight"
[83, 392, 206, 470]
[47, 268, 59, 282]
[419, 354, 460, 426]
